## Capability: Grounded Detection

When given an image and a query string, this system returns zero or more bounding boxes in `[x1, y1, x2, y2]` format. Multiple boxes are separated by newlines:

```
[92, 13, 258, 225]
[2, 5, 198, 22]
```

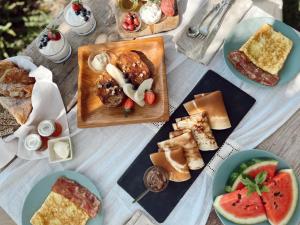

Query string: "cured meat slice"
[52, 177, 101, 218]
[161, 0, 176, 16]
[228, 50, 279, 86]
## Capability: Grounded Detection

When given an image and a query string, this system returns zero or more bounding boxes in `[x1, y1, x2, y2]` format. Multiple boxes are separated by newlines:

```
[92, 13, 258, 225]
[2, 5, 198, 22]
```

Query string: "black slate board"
[118, 70, 256, 223]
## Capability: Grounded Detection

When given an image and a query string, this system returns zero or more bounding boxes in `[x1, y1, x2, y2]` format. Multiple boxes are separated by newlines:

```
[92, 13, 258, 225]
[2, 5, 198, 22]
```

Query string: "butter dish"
[48, 136, 72, 163]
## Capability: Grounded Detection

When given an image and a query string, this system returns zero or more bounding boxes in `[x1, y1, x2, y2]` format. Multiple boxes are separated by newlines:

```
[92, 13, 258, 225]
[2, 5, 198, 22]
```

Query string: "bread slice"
[0, 96, 32, 124]
[150, 148, 191, 182]
[240, 24, 293, 75]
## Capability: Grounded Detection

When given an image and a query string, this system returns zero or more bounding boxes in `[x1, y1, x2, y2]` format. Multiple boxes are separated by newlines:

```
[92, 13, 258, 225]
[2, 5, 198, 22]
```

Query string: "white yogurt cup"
[37, 31, 72, 64]
[64, 4, 96, 36]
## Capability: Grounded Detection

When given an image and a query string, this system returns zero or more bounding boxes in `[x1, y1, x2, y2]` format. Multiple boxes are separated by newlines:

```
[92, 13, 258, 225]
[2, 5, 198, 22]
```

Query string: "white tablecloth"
[1, 4, 300, 225]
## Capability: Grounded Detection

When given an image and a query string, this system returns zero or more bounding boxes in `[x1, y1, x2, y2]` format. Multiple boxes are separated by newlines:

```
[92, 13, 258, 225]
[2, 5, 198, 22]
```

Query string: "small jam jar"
[38, 120, 62, 137]
[24, 134, 43, 151]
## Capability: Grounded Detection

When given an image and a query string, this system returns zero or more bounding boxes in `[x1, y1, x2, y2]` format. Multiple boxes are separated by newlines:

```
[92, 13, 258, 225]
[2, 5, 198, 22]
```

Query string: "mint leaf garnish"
[241, 172, 270, 196]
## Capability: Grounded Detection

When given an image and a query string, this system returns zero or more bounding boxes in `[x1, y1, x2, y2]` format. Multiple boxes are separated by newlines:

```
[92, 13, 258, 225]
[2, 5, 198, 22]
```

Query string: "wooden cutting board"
[114, 1, 180, 39]
[77, 37, 169, 128]
[118, 70, 256, 223]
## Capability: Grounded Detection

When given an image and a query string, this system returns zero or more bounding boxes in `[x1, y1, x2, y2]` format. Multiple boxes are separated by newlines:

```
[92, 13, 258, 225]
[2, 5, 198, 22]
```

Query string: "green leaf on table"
[255, 171, 268, 184]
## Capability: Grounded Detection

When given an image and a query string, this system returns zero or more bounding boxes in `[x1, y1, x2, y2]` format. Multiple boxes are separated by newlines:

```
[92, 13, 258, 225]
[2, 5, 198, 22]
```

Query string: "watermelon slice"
[261, 169, 298, 225]
[214, 187, 267, 224]
[226, 159, 278, 192]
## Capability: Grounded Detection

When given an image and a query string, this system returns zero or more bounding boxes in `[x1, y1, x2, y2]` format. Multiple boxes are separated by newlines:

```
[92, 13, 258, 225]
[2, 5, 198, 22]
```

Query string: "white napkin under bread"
[174, 0, 253, 65]
[0, 56, 70, 165]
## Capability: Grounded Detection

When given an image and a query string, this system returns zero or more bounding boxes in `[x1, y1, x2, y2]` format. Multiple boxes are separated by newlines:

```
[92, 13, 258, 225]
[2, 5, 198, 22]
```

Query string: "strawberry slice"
[144, 90, 156, 105]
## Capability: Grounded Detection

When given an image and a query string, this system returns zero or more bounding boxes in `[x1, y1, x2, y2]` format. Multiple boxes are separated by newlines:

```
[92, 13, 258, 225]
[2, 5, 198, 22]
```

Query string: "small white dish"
[48, 136, 72, 163]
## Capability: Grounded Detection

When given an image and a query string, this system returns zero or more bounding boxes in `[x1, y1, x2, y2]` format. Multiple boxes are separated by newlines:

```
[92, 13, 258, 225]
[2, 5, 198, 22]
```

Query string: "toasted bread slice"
[240, 24, 293, 75]
[116, 51, 150, 86]
[0, 96, 32, 124]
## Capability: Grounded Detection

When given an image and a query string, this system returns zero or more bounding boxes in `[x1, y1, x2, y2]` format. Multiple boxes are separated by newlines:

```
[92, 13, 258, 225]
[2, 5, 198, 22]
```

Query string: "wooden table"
[1, 0, 299, 225]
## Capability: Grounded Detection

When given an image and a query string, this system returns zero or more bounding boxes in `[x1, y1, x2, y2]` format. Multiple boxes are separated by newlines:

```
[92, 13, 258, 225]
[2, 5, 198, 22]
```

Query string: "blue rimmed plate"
[22, 170, 104, 225]
[212, 149, 300, 225]
[224, 17, 300, 87]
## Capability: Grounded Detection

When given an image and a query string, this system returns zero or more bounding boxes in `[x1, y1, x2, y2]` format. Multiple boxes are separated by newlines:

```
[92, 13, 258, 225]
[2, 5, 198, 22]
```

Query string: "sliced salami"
[228, 50, 279, 86]
[52, 177, 101, 218]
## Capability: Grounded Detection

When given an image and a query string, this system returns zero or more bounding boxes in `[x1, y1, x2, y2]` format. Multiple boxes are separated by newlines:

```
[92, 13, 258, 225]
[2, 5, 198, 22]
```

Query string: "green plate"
[22, 170, 104, 225]
[224, 17, 300, 87]
[212, 149, 300, 225]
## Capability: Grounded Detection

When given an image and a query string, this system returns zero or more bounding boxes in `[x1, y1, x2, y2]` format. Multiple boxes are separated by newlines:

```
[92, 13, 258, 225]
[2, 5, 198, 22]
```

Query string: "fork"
[196, 0, 228, 40]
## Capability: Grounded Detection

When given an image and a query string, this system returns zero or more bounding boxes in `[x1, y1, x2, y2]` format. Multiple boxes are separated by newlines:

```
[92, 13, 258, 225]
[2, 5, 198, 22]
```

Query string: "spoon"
[132, 166, 169, 203]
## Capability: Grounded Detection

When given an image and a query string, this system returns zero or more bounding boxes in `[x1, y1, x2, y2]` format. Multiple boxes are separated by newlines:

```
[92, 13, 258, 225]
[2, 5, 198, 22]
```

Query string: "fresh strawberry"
[144, 90, 156, 105]
[122, 22, 129, 30]
[127, 24, 135, 31]
[47, 27, 61, 41]
[125, 15, 134, 25]
[123, 98, 134, 117]
[72, 0, 82, 12]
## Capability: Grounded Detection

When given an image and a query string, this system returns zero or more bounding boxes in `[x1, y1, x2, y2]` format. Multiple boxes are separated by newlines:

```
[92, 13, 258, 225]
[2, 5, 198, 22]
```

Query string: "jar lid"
[38, 120, 56, 137]
[24, 134, 42, 151]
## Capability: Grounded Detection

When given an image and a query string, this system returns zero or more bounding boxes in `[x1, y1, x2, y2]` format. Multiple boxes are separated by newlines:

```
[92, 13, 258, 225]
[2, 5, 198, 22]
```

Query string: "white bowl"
[48, 136, 73, 163]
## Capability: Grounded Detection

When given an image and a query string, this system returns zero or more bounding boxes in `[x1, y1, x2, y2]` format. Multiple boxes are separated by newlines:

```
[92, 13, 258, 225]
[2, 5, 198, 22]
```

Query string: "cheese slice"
[240, 24, 293, 75]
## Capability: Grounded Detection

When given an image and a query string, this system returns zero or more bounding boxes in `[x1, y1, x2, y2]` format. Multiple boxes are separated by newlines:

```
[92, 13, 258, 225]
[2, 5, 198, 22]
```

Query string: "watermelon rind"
[267, 169, 298, 225]
[214, 195, 267, 224]
[226, 159, 278, 192]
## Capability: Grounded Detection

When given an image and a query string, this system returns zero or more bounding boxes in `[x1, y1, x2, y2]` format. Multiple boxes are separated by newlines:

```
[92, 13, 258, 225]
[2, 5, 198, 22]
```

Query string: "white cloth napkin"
[0, 5, 300, 225]
[174, 0, 253, 65]
[0, 56, 70, 163]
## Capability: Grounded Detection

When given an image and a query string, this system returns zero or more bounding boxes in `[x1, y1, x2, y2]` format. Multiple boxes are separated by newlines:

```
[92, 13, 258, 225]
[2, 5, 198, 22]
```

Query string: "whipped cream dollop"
[139, 3, 162, 25]
[91, 52, 109, 71]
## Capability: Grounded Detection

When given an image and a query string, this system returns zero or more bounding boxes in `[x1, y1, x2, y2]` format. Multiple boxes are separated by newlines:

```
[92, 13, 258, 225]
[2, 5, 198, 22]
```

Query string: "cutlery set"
[187, 0, 233, 40]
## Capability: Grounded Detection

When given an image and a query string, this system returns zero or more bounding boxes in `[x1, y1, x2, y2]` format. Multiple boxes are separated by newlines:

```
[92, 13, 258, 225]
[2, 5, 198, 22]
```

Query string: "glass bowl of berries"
[121, 12, 142, 32]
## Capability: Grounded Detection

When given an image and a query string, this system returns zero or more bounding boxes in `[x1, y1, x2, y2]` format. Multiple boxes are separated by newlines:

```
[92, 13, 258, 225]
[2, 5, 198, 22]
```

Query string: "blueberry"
[42, 34, 47, 38]
[133, 85, 138, 90]
[42, 42, 47, 47]
[75, 10, 80, 15]
[87, 10, 91, 15]
[83, 16, 89, 21]
[82, 8, 87, 13]
[39, 43, 43, 49]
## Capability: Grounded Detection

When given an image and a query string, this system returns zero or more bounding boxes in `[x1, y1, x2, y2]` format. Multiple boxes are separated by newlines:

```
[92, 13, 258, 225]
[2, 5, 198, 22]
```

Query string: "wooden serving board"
[77, 37, 169, 128]
[118, 70, 256, 223]
[114, 1, 180, 39]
